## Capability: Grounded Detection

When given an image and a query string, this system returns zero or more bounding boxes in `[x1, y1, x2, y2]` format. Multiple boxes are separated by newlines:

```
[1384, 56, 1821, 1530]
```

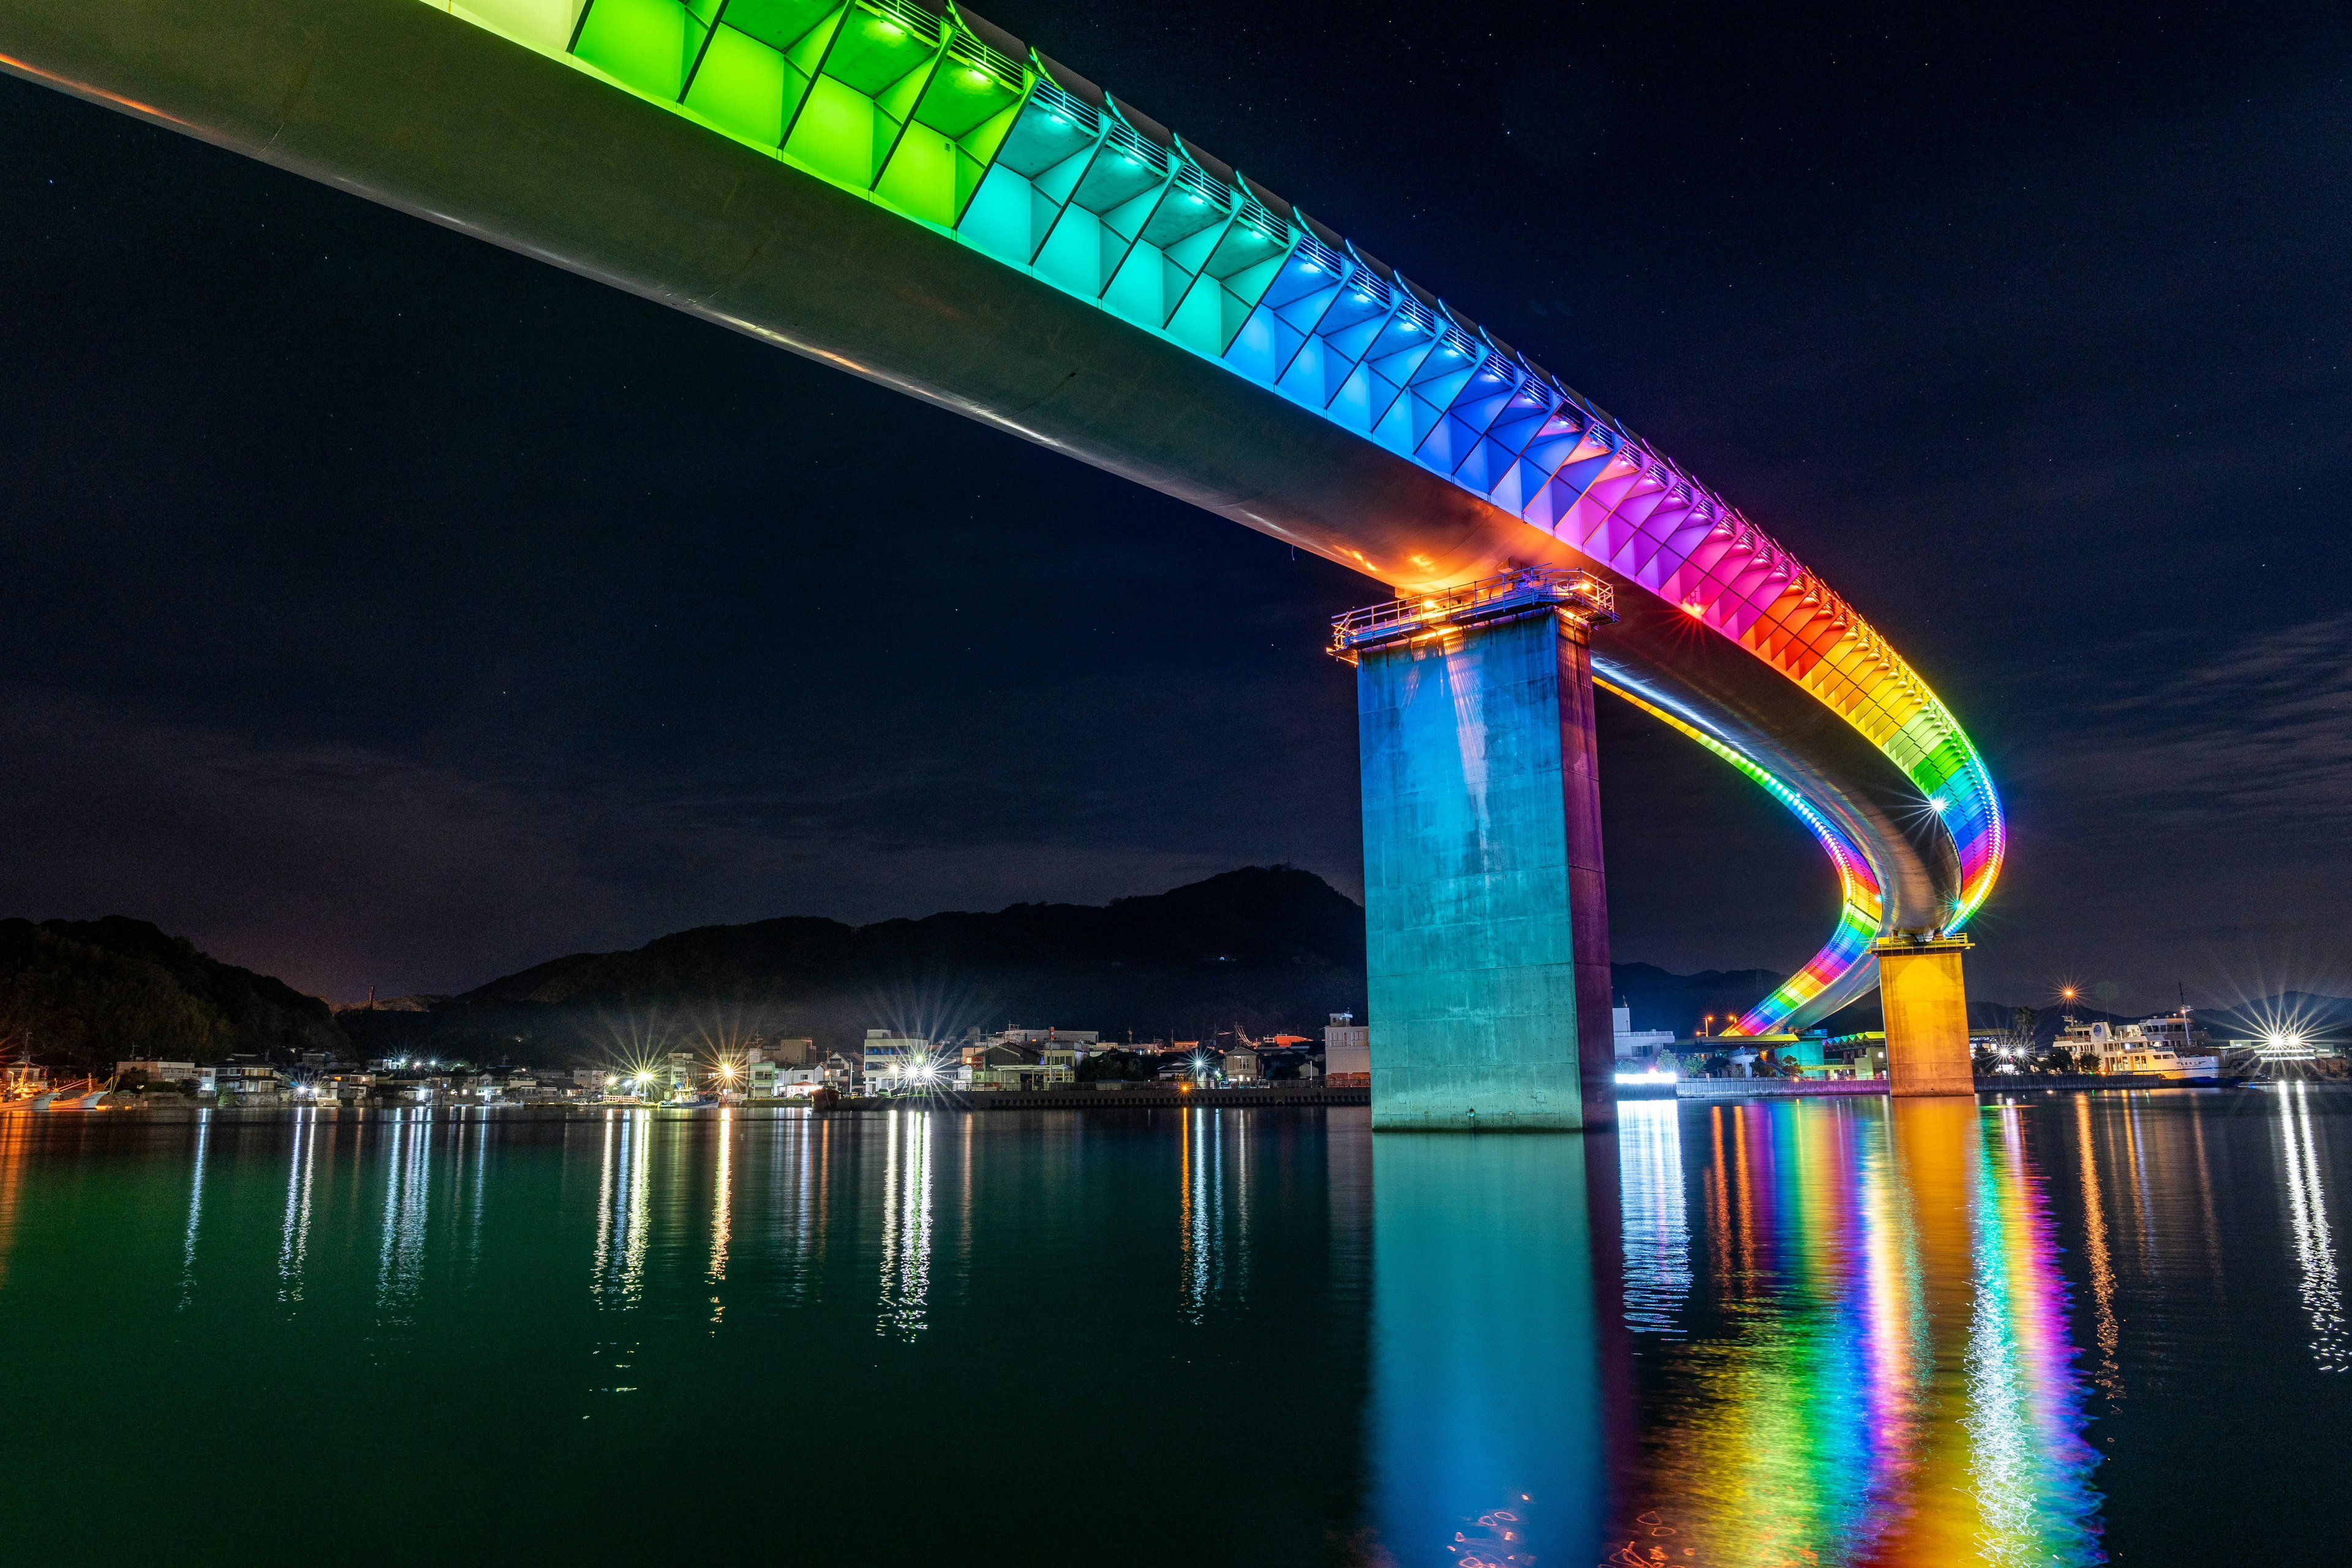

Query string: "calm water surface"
[1, 1089, 2343, 1566]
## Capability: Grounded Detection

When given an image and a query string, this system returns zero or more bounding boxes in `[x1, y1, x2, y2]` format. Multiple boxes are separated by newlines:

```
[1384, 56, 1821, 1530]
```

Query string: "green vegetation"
[0, 917, 344, 1069]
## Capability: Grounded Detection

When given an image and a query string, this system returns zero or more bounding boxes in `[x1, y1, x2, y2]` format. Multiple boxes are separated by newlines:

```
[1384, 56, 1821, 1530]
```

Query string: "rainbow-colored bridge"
[3, 0, 2003, 1119]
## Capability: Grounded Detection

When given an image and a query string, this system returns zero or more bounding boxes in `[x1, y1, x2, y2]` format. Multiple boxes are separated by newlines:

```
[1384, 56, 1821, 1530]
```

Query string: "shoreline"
[6, 1078, 2329, 1120]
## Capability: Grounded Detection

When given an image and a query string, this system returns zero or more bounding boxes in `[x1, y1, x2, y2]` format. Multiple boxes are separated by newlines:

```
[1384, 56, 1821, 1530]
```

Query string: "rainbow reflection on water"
[1605, 1099, 2104, 1566]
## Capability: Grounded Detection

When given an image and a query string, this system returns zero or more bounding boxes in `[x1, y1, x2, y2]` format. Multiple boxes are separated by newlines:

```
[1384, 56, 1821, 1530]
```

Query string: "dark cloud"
[2061, 614, 2352, 837]
[0, 684, 1263, 998]
[1973, 613, 2352, 1008]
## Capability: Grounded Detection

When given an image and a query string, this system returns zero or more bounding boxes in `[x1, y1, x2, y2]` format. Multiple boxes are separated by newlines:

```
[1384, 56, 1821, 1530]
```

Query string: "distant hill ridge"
[464, 864, 1367, 1009]
[405, 869, 1814, 1057]
[0, 916, 344, 1067]
[24, 870, 2328, 1066]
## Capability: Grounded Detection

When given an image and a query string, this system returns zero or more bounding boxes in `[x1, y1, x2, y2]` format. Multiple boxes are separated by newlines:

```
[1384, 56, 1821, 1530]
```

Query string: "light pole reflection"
[592, 1110, 651, 1310]
[463, 1115, 491, 1281]
[0, 1114, 28, 1294]
[1370, 1134, 1610, 1568]
[878, 1110, 934, 1341]
[178, 1109, 211, 1310]
[2072, 1094, 2122, 1393]
[2275, 1082, 2346, 1373]
[1616, 1099, 1691, 1334]
[377, 1113, 434, 1323]
[277, 1108, 322, 1305]
[1180, 1106, 1228, 1322]
[710, 1108, 733, 1302]
[777, 1118, 823, 1303]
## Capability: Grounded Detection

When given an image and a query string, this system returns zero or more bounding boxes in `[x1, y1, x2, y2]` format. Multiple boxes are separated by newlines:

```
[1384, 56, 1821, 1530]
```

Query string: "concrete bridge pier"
[1336, 569, 1619, 1131]
[1875, 932, 1977, 1095]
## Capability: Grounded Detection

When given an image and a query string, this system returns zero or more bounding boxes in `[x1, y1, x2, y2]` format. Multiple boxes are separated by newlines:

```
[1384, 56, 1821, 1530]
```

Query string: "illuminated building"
[215, 1062, 286, 1106]
[1611, 1005, 1676, 1063]
[861, 1030, 927, 1088]
[1325, 1012, 1369, 1087]
[115, 1059, 200, 1083]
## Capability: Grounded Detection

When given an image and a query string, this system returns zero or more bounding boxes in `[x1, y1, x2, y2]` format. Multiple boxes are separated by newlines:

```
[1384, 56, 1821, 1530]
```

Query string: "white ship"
[2056, 1013, 2221, 1080]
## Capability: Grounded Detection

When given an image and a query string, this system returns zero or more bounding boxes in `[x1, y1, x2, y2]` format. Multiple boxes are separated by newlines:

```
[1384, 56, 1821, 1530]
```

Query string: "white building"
[969, 1060, 1075, 1091]
[862, 1031, 941, 1091]
[116, 1059, 200, 1082]
[1613, 1004, 1678, 1062]
[992, 1027, 1099, 1047]
[216, 1063, 285, 1104]
[1325, 1013, 1370, 1083]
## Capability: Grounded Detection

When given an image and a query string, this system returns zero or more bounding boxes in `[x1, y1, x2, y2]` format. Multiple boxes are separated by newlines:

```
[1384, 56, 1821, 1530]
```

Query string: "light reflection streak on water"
[466, 1115, 489, 1281]
[2072, 1095, 2122, 1393]
[1963, 1107, 2104, 1566]
[0, 1114, 27, 1292]
[783, 1119, 818, 1302]
[710, 1109, 733, 1305]
[1703, 1107, 1733, 1287]
[376, 1114, 434, 1323]
[958, 1111, 973, 1270]
[1174, 1106, 1243, 1319]
[1646, 1104, 1882, 1568]
[878, 1111, 933, 1340]
[592, 1112, 650, 1310]
[277, 1109, 320, 1305]
[1709, 1104, 1883, 1562]
[1616, 1099, 1691, 1334]
[1180, 1107, 1208, 1322]
[1231, 1111, 1250, 1304]
[1732, 1105, 1759, 1289]
[1210, 1111, 1226, 1305]
[2122, 1098, 2156, 1276]
[1795, 1105, 1901, 1553]
[1855, 1101, 1924, 1528]
[2186, 1099, 2223, 1288]
[2275, 1083, 2347, 1373]
[1622, 1100, 2101, 1567]
[178, 1110, 211, 1310]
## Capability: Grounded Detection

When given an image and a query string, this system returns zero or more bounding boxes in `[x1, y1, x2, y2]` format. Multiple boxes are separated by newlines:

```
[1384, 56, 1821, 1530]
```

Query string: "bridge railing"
[1330, 567, 1616, 657]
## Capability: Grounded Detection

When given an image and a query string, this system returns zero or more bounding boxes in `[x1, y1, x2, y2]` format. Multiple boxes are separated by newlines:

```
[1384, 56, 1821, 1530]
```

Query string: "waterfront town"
[8, 1000, 2334, 1113]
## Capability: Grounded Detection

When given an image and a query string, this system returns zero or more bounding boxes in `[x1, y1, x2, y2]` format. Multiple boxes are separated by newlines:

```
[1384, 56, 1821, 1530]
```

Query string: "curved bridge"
[2, 0, 2002, 1038]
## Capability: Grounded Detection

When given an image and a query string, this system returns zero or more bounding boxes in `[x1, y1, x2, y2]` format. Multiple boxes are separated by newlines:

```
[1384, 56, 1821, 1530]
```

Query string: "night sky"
[2, 2, 2347, 1014]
